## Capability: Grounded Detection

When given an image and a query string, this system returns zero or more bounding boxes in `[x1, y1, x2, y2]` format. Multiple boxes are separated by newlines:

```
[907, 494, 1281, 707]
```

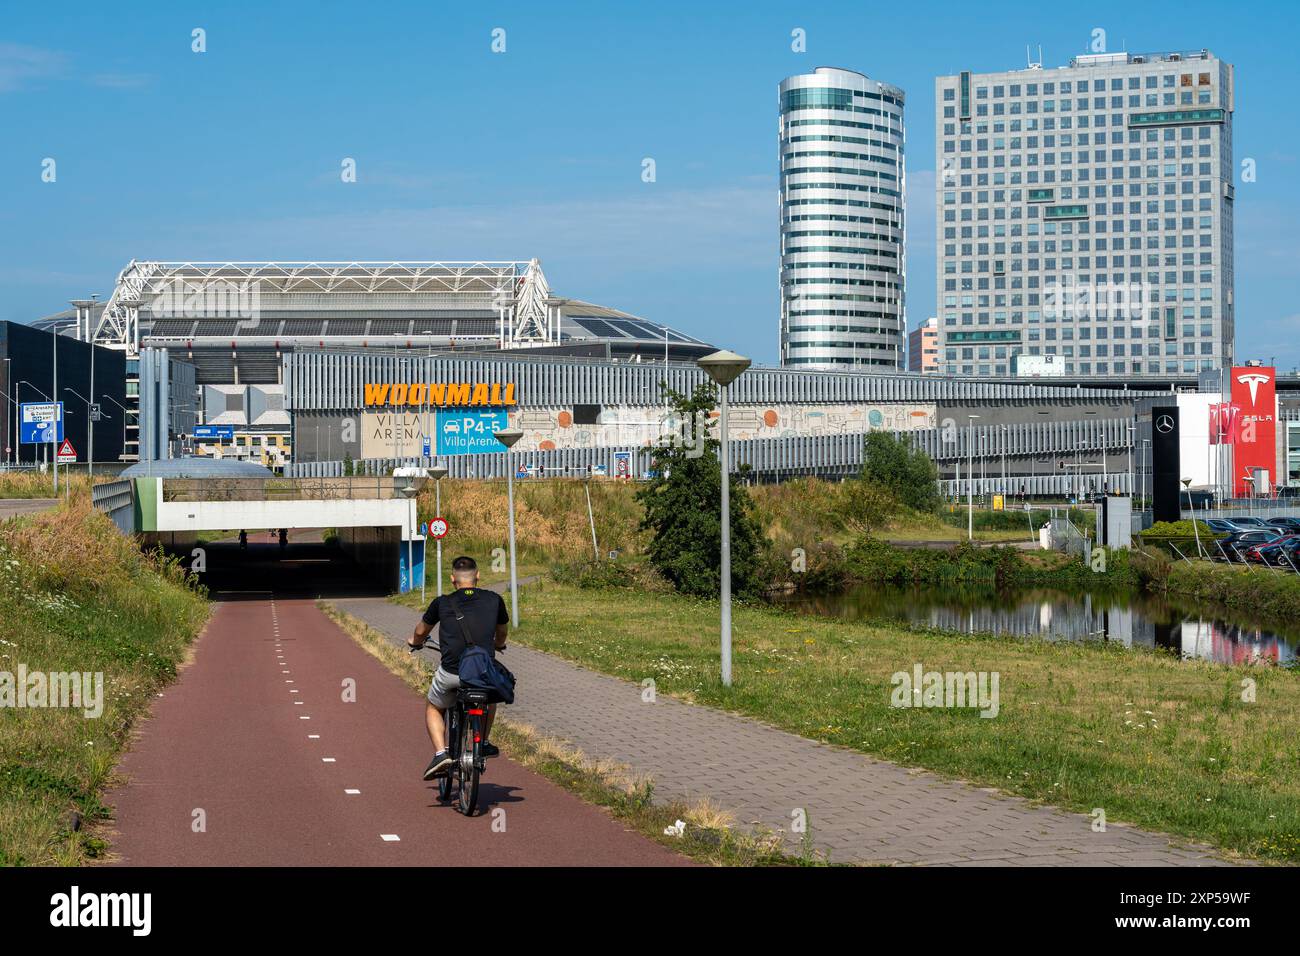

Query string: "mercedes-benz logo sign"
[1156, 415, 1175, 434]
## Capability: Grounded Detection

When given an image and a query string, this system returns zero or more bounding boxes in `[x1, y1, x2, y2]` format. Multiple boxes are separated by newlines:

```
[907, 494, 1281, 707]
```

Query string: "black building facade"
[0, 321, 128, 465]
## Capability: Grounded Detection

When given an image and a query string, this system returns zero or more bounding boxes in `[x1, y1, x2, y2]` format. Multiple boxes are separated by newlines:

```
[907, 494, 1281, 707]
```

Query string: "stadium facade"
[281, 345, 1147, 495]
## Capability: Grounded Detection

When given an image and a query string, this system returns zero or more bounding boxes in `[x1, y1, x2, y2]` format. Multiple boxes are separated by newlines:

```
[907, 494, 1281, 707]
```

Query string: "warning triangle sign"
[56, 438, 77, 462]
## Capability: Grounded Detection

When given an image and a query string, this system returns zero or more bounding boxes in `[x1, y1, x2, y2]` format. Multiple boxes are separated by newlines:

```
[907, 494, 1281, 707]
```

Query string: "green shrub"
[637, 384, 764, 600]
[1141, 520, 1219, 539]
[553, 558, 667, 592]
[860, 432, 941, 513]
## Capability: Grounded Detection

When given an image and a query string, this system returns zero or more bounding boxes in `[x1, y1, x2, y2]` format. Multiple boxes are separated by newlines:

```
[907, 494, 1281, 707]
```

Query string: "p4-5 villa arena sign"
[363, 382, 517, 408]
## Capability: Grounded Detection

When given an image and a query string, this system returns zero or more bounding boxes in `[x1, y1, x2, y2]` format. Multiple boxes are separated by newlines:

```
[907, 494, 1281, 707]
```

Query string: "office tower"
[935, 50, 1234, 377]
[908, 316, 939, 372]
[780, 67, 906, 368]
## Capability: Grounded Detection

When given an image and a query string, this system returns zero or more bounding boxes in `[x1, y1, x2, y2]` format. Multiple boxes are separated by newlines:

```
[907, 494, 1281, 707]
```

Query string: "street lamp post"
[102, 394, 129, 462]
[3, 357, 9, 467]
[1074, 441, 1087, 503]
[1140, 439, 1150, 512]
[19, 381, 52, 476]
[51, 325, 58, 495]
[966, 415, 979, 540]
[65, 388, 104, 483]
[584, 475, 600, 560]
[1126, 424, 1134, 500]
[1182, 477, 1202, 559]
[1000, 423, 1008, 494]
[493, 427, 524, 625]
[428, 464, 448, 600]
[400, 479, 419, 595]
[698, 350, 752, 687]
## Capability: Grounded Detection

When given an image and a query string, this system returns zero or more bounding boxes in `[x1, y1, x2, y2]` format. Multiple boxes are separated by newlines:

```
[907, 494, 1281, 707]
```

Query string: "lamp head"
[696, 350, 751, 387]
[493, 427, 523, 450]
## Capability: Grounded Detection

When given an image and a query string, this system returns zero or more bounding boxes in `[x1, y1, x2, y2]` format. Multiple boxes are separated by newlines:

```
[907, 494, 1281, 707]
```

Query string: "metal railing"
[159, 476, 421, 502]
[91, 479, 135, 533]
[1049, 516, 1092, 559]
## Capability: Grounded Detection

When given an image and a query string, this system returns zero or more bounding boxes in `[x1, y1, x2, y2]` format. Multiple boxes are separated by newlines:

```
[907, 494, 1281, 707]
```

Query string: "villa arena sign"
[363, 382, 517, 408]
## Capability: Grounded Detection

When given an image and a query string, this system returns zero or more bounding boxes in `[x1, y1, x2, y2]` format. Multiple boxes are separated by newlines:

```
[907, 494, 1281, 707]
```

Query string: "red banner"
[1229, 367, 1277, 496]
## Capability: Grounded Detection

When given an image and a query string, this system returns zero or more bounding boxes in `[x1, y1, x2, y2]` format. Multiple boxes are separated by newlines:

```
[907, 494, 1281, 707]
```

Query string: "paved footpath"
[334, 589, 1239, 867]
[0, 498, 58, 519]
[104, 595, 687, 866]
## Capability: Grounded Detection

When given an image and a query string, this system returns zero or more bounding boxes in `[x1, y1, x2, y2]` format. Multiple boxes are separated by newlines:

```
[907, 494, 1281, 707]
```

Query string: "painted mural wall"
[359, 403, 936, 457]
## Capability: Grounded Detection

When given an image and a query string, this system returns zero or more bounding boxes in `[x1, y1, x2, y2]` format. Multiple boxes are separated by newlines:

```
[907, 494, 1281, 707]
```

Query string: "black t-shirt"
[422, 588, 509, 674]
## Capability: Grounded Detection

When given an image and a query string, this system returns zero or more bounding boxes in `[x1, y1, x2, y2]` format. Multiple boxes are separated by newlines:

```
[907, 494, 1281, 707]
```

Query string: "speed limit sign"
[427, 516, 449, 540]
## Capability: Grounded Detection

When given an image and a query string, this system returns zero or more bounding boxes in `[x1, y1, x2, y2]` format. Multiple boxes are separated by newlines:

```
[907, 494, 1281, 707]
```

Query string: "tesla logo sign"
[1235, 372, 1272, 407]
[1229, 366, 1277, 497]
[1155, 415, 1174, 434]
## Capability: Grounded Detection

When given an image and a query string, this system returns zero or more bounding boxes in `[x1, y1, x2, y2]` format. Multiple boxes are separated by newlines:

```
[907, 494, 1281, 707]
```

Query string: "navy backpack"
[449, 594, 517, 705]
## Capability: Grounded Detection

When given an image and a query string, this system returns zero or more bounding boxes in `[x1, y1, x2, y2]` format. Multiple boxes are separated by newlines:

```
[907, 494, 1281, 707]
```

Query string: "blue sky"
[2, 0, 1298, 367]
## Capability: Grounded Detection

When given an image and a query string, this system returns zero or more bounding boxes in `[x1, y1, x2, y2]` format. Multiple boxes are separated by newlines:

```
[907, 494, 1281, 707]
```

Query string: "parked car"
[1246, 534, 1300, 564]
[1215, 529, 1284, 561]
[1253, 536, 1300, 568]
[1204, 518, 1239, 534]
[1263, 516, 1300, 533]
[1227, 516, 1271, 529]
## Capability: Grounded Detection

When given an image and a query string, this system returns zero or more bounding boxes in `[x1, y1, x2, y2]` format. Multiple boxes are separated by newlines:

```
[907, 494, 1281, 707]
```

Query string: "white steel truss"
[92, 259, 557, 354]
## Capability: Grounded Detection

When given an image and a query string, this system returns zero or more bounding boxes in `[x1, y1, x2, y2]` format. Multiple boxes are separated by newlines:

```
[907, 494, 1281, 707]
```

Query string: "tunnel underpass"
[173, 530, 397, 601]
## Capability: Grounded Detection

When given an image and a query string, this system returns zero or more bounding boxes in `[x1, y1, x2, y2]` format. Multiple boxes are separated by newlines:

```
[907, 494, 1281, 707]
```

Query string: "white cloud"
[89, 72, 152, 90]
[0, 43, 65, 93]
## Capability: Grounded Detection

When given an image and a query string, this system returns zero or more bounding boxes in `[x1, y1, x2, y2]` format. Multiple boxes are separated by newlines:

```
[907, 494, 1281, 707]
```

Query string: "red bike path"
[102, 595, 688, 866]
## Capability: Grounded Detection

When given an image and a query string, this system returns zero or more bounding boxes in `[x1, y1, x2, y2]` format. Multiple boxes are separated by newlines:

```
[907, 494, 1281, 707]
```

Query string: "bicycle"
[438, 685, 490, 816]
[410, 644, 491, 817]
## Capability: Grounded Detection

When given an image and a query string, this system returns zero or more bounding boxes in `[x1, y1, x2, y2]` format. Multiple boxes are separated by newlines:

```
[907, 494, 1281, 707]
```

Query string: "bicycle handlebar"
[408, 641, 505, 654]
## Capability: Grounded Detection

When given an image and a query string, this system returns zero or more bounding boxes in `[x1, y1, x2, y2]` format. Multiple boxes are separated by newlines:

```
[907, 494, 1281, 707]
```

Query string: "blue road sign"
[422, 436, 431, 457]
[435, 410, 509, 456]
[194, 425, 235, 440]
[19, 402, 63, 444]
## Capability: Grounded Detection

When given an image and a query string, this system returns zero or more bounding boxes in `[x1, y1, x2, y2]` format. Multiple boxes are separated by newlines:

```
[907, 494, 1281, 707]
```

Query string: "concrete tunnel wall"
[335, 525, 425, 595]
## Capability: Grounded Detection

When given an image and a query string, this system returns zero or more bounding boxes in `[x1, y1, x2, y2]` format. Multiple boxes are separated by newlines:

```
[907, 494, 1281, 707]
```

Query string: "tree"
[636, 383, 764, 600]
[342, 454, 355, 477]
[860, 431, 940, 513]
[841, 479, 895, 534]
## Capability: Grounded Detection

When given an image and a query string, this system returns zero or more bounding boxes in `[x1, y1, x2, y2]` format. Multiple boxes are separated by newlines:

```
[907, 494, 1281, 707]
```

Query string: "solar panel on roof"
[606, 320, 650, 335]
[572, 318, 626, 338]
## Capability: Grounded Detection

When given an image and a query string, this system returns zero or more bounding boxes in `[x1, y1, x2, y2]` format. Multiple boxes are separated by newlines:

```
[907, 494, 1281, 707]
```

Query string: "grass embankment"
[412, 478, 641, 588]
[0, 500, 208, 865]
[1143, 552, 1300, 633]
[845, 538, 1140, 590]
[476, 575, 1298, 863]
[322, 602, 822, 865]
[413, 477, 1088, 594]
[0, 472, 95, 500]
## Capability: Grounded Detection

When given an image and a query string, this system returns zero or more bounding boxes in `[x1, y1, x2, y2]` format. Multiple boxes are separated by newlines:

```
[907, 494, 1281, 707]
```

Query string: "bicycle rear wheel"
[437, 709, 456, 801]
[456, 711, 480, 816]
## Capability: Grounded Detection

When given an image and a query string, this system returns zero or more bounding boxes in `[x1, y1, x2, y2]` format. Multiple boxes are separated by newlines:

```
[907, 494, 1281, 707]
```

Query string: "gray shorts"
[426, 666, 460, 709]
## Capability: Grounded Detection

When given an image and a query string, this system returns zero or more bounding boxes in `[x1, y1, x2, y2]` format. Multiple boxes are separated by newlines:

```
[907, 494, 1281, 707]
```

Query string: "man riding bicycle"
[408, 555, 508, 780]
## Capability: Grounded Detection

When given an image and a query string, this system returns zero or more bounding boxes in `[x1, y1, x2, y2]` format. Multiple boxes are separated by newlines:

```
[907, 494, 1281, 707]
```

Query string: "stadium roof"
[31, 259, 714, 370]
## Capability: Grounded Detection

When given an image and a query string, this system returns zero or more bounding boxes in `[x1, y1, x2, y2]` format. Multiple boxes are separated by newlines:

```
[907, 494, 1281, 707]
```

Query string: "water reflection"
[776, 586, 1298, 666]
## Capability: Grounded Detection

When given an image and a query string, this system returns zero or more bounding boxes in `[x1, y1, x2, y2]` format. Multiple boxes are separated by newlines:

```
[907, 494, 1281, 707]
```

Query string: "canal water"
[775, 584, 1298, 666]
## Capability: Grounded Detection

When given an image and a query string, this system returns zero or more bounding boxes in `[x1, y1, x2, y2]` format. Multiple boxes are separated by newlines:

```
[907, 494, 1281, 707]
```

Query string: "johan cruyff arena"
[76, 259, 1150, 493]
